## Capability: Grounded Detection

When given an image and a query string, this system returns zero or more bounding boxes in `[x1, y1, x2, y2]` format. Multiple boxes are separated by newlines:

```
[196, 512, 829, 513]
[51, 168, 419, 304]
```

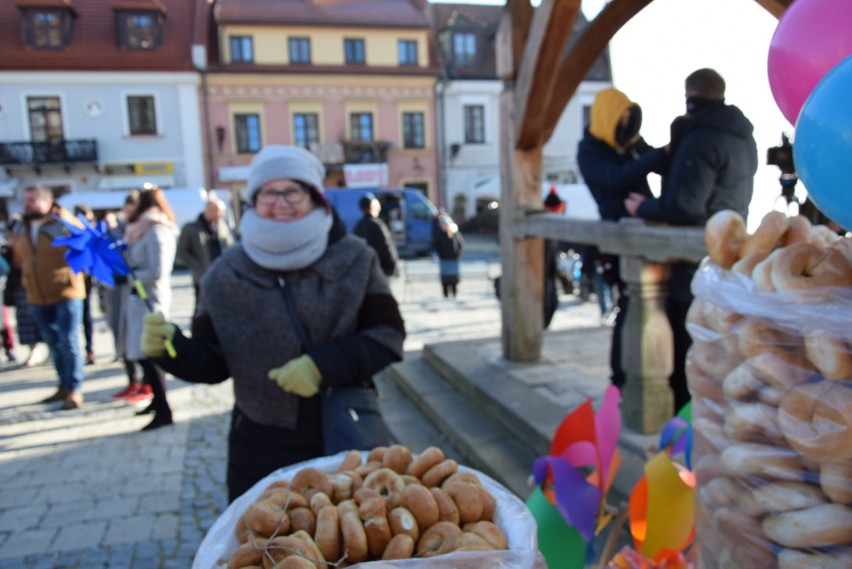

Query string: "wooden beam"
[514, 0, 581, 150]
[541, 0, 653, 143]
[501, 0, 534, 81]
[752, 0, 793, 19]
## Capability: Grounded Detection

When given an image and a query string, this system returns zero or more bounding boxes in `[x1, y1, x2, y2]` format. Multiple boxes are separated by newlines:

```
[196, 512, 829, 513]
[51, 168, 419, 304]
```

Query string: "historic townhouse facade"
[0, 0, 209, 212]
[432, 4, 612, 220]
[206, 0, 441, 205]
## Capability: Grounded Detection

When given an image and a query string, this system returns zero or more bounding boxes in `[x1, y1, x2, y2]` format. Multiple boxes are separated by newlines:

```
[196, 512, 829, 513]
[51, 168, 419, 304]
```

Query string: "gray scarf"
[239, 208, 332, 271]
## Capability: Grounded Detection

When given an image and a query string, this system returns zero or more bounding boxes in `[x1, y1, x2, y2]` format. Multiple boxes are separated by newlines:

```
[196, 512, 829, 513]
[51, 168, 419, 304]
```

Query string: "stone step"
[382, 357, 537, 499]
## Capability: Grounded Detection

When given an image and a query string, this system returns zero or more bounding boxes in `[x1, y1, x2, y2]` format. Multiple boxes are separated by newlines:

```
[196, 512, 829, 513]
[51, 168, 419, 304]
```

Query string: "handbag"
[277, 277, 391, 454]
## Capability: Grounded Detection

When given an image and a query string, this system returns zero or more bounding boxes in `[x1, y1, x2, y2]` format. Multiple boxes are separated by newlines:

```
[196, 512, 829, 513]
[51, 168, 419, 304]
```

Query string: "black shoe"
[41, 388, 67, 403]
[135, 401, 155, 416]
[141, 412, 173, 431]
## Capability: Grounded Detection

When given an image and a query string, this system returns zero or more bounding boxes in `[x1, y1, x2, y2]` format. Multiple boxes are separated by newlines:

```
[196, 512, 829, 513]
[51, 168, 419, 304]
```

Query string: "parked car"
[325, 187, 440, 257]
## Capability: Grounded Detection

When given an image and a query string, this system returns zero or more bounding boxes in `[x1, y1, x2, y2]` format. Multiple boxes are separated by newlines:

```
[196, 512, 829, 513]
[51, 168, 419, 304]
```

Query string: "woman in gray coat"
[124, 188, 178, 431]
[140, 145, 405, 501]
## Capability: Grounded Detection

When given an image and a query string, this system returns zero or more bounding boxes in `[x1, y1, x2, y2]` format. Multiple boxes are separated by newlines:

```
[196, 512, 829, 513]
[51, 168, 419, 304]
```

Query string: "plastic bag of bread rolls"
[688, 211, 852, 569]
[192, 450, 541, 569]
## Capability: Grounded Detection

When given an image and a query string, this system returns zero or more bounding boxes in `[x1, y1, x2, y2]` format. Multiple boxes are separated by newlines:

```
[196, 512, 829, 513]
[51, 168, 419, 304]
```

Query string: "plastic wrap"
[686, 258, 852, 569]
[192, 451, 540, 569]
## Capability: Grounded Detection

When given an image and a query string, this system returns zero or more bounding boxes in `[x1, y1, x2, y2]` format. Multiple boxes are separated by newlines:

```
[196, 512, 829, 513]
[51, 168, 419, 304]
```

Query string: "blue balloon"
[794, 54, 852, 231]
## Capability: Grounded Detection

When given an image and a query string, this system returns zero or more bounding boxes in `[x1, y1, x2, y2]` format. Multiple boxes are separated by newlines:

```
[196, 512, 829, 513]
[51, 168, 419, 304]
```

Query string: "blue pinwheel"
[51, 213, 129, 287]
[51, 213, 176, 358]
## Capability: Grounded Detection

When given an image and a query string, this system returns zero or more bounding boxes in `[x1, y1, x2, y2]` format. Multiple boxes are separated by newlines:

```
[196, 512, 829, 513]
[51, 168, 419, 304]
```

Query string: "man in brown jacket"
[11, 187, 86, 409]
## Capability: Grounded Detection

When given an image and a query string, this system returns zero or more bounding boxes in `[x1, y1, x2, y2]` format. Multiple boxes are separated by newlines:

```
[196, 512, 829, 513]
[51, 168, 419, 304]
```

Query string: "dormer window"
[115, 10, 163, 50]
[452, 32, 477, 66]
[19, 7, 75, 49]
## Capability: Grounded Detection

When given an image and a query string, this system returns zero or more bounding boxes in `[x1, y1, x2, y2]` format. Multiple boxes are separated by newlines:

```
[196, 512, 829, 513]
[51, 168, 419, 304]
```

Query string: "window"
[453, 32, 476, 66]
[289, 37, 311, 64]
[402, 112, 425, 149]
[464, 105, 485, 144]
[344, 38, 365, 64]
[293, 113, 319, 148]
[350, 113, 374, 142]
[235, 114, 261, 153]
[21, 9, 74, 49]
[115, 11, 163, 50]
[127, 96, 157, 135]
[398, 40, 418, 66]
[230, 36, 254, 63]
[410, 198, 432, 220]
[582, 105, 592, 128]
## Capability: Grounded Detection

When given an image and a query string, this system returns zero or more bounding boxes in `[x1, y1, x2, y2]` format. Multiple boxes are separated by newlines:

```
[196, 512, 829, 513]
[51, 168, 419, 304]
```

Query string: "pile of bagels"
[688, 210, 852, 569]
[224, 445, 508, 568]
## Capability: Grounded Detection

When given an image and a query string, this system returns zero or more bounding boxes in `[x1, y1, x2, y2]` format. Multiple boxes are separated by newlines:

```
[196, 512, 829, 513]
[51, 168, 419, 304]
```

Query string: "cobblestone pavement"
[0, 235, 605, 568]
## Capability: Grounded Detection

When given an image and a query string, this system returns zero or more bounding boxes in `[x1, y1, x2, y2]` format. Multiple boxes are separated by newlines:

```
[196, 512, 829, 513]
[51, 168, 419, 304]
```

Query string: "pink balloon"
[767, 0, 852, 125]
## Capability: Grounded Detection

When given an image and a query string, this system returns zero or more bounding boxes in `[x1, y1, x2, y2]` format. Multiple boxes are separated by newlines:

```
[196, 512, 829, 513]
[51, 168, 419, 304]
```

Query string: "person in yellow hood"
[577, 88, 667, 389]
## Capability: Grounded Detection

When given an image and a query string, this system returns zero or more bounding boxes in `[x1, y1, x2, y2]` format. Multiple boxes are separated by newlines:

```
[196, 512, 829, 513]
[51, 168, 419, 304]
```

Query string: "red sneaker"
[112, 384, 139, 399]
[126, 384, 153, 403]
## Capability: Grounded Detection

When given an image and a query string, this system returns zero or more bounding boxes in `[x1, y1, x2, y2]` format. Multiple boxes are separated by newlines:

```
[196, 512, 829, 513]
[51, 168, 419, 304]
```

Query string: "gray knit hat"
[243, 145, 326, 204]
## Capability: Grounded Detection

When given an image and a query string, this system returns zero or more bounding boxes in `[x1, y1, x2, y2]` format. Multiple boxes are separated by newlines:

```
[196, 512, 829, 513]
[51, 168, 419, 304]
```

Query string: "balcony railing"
[0, 139, 98, 166]
[342, 140, 390, 164]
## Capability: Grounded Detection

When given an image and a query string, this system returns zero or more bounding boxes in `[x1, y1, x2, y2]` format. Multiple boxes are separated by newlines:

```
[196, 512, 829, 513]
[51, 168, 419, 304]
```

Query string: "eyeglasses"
[256, 185, 308, 206]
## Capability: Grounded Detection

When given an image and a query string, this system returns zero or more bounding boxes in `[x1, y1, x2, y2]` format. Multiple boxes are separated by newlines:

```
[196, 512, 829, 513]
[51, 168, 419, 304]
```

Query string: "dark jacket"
[155, 212, 405, 430]
[578, 133, 665, 221]
[636, 102, 757, 225]
[353, 214, 399, 277]
[433, 228, 463, 260]
[176, 214, 235, 284]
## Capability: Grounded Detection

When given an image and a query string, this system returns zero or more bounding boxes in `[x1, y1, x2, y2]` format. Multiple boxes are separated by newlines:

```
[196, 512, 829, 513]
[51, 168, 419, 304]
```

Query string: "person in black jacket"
[353, 193, 399, 278]
[432, 214, 463, 298]
[625, 68, 757, 412]
[578, 87, 667, 389]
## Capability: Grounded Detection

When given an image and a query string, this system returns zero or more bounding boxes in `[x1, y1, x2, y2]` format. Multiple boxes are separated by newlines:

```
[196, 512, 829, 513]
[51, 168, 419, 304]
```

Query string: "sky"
[429, 0, 794, 229]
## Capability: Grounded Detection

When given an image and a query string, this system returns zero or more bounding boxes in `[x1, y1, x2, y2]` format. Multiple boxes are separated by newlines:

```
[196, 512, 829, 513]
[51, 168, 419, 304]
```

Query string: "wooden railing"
[510, 213, 707, 433]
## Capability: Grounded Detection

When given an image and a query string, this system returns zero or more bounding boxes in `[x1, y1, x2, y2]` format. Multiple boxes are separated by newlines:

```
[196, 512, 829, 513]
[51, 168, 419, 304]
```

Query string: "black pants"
[666, 296, 693, 414]
[610, 290, 629, 388]
[441, 283, 457, 298]
[140, 359, 171, 415]
[82, 292, 93, 354]
[227, 401, 324, 503]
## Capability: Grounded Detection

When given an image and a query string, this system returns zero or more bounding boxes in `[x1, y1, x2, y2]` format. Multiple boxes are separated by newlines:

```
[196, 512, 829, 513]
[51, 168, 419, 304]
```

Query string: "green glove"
[268, 354, 322, 397]
[141, 311, 176, 358]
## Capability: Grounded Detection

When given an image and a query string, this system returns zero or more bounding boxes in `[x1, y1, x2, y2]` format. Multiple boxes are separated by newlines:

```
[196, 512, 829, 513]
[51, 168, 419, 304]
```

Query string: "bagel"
[722, 361, 763, 401]
[805, 331, 852, 381]
[705, 210, 748, 269]
[381, 533, 415, 560]
[723, 401, 785, 445]
[713, 506, 772, 550]
[290, 467, 333, 501]
[752, 249, 780, 292]
[401, 483, 440, 530]
[443, 471, 481, 487]
[337, 450, 363, 472]
[362, 467, 405, 510]
[262, 534, 320, 569]
[477, 484, 497, 522]
[463, 521, 508, 550]
[367, 446, 388, 463]
[770, 242, 852, 292]
[689, 340, 740, 381]
[354, 460, 383, 479]
[451, 531, 493, 552]
[313, 505, 340, 563]
[732, 251, 770, 277]
[779, 380, 852, 462]
[337, 499, 368, 564]
[762, 503, 852, 548]
[227, 538, 268, 569]
[235, 514, 253, 544]
[421, 458, 458, 488]
[429, 486, 461, 525]
[407, 446, 445, 479]
[358, 496, 392, 558]
[271, 557, 315, 569]
[780, 215, 813, 248]
[686, 357, 725, 406]
[698, 476, 744, 510]
[353, 486, 381, 505]
[244, 490, 305, 537]
[288, 507, 316, 536]
[382, 444, 413, 474]
[328, 471, 361, 503]
[739, 481, 827, 517]
[737, 318, 802, 362]
[741, 211, 789, 258]
[443, 480, 484, 524]
[810, 224, 842, 249]
[749, 351, 816, 393]
[415, 521, 462, 557]
[778, 547, 852, 569]
[720, 442, 804, 482]
[387, 506, 420, 542]
[820, 462, 852, 504]
[308, 492, 332, 515]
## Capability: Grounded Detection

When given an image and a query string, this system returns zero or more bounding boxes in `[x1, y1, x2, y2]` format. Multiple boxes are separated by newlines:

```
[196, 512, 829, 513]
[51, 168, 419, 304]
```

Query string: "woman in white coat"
[123, 188, 178, 430]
